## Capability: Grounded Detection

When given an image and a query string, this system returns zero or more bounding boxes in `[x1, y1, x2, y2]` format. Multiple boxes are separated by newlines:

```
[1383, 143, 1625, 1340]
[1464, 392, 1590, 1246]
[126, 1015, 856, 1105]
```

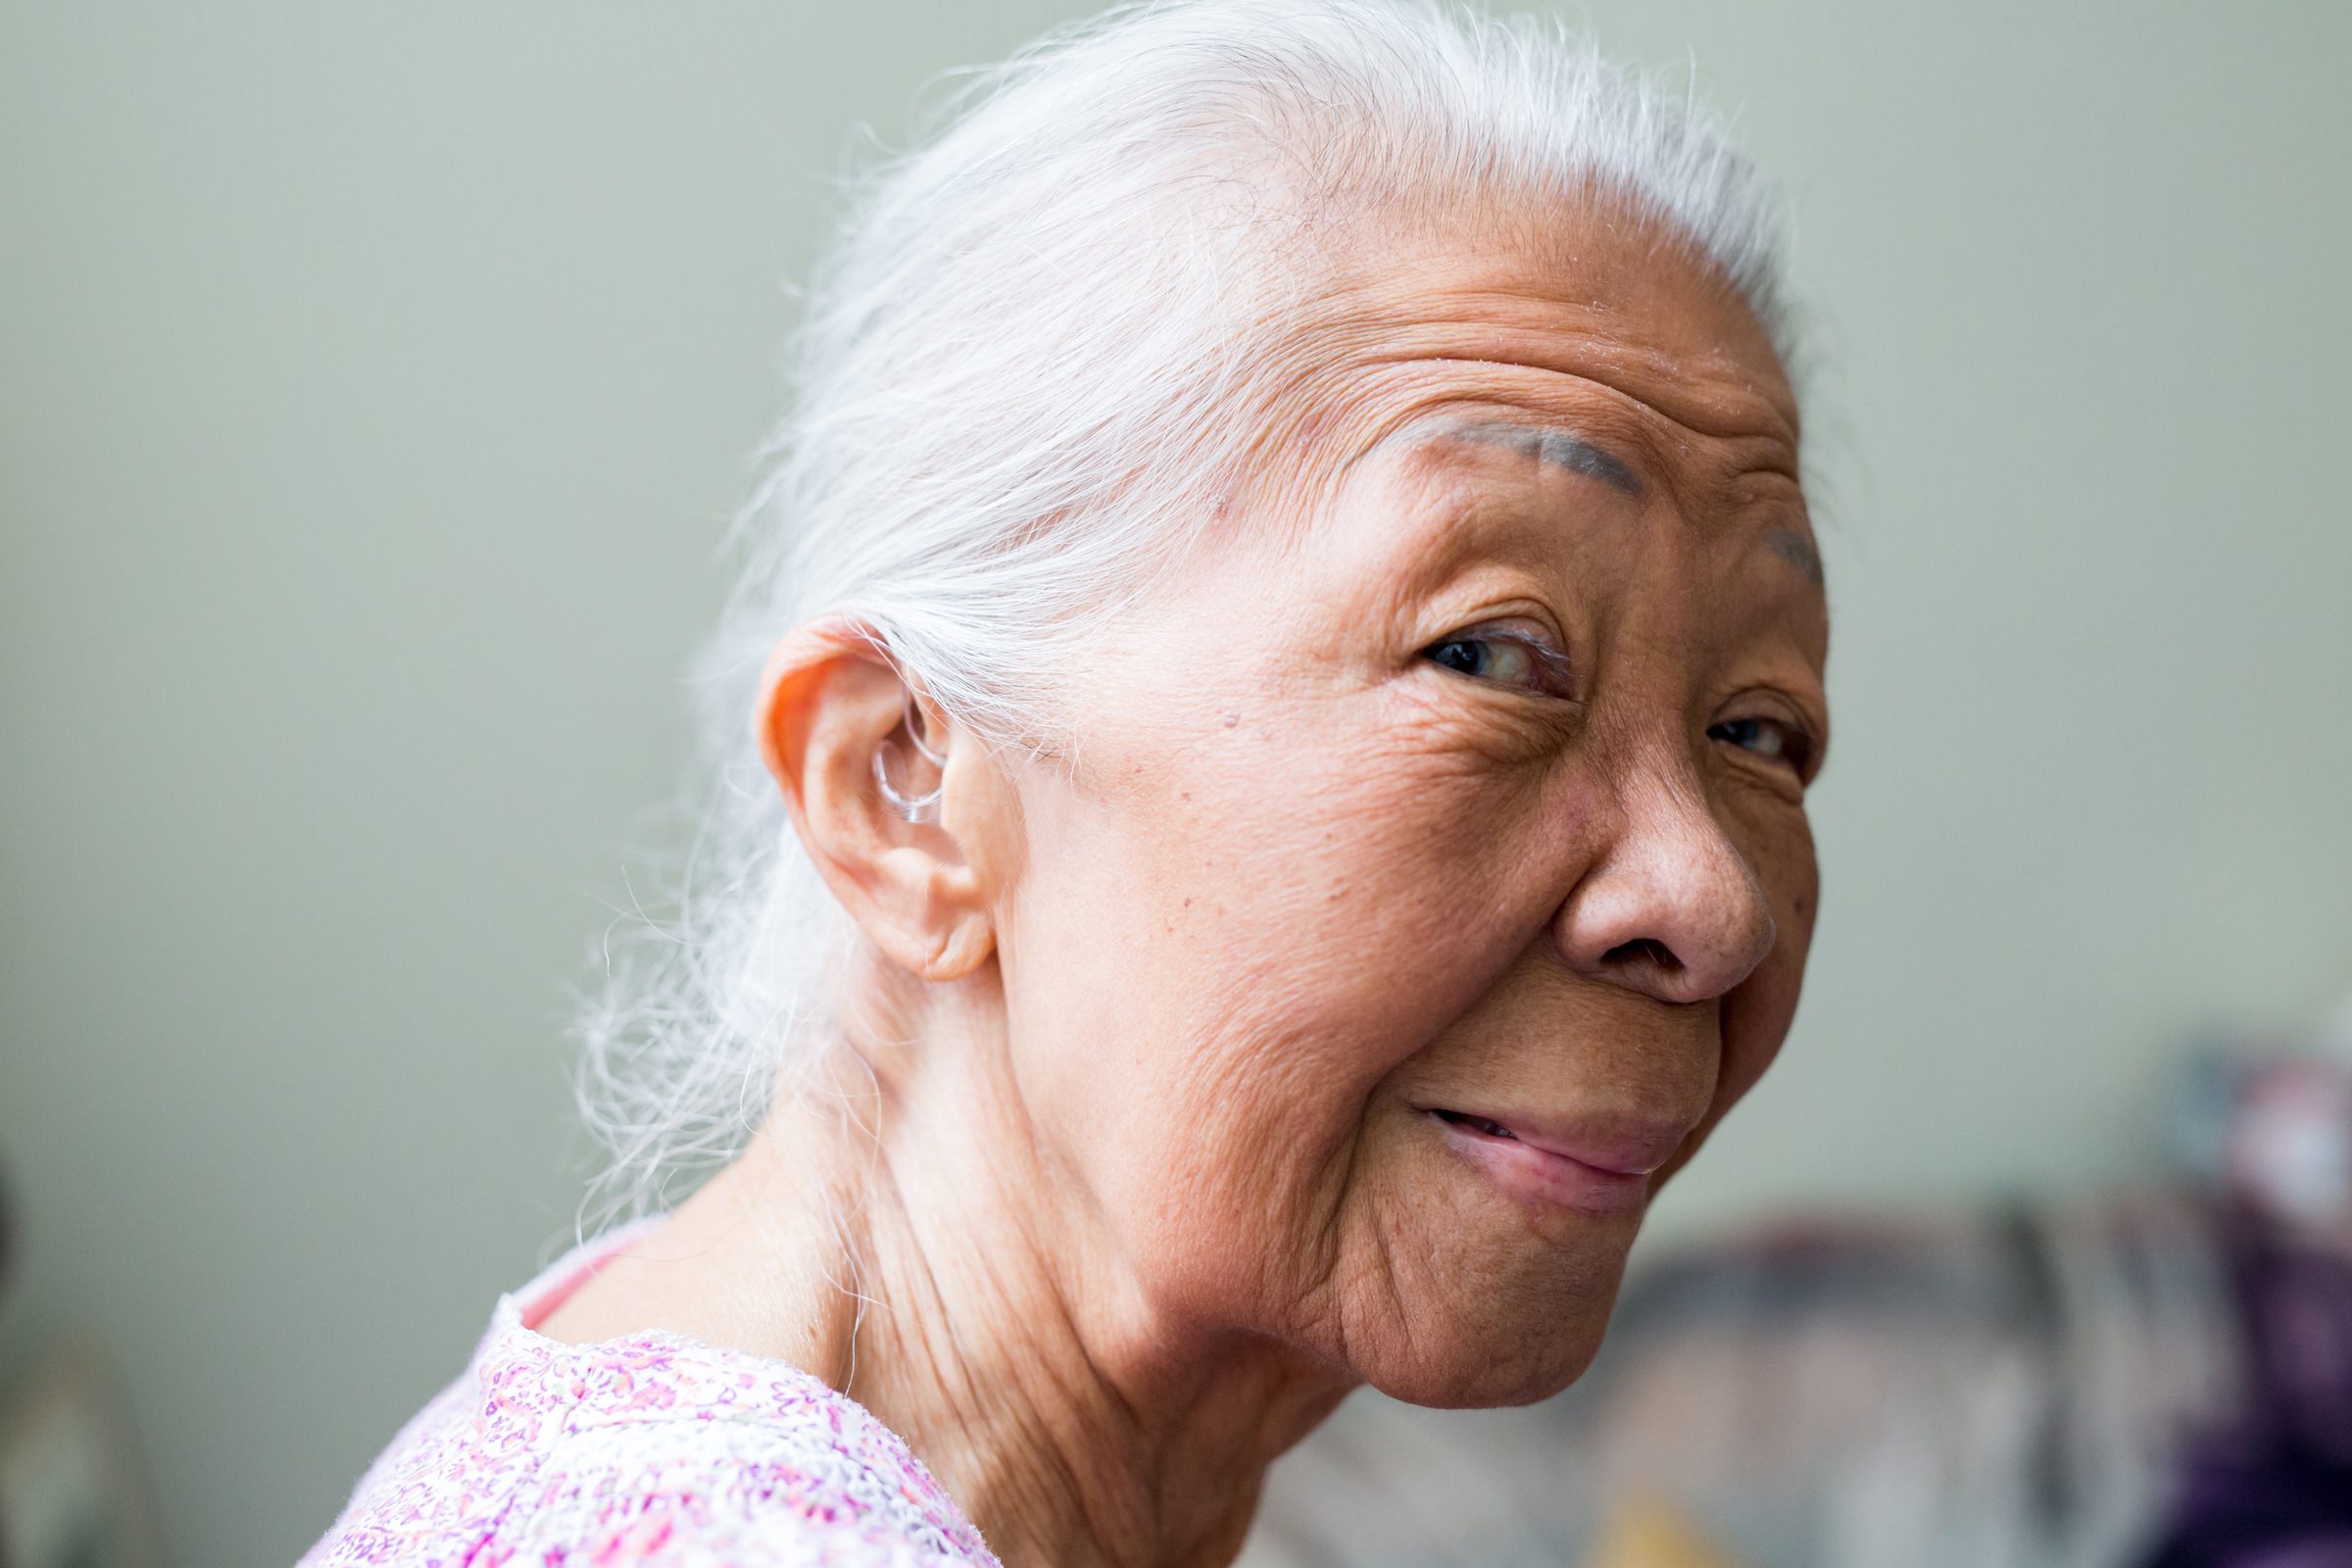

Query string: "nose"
[1552, 763, 1778, 1005]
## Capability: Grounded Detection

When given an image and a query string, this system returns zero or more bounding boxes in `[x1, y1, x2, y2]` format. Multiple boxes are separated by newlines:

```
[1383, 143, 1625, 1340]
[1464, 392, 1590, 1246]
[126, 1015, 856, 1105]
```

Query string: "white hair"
[573, 0, 1794, 1221]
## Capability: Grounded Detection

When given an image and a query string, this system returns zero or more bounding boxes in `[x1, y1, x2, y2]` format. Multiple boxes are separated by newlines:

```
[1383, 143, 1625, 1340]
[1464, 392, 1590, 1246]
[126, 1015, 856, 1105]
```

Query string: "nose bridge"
[1557, 731, 1778, 1002]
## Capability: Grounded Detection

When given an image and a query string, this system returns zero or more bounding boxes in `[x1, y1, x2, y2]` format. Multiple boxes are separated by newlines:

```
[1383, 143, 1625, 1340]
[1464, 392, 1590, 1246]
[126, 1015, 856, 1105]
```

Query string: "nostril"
[1603, 937, 1682, 973]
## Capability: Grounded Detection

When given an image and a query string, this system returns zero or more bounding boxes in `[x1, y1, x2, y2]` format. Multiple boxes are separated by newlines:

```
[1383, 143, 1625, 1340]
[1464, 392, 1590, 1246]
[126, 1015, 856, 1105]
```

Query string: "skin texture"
[539, 202, 1828, 1568]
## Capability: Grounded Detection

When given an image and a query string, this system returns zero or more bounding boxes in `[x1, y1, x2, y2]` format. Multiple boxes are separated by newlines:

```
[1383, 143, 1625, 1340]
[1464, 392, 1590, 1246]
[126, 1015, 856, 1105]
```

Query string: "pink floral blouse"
[299, 1224, 998, 1567]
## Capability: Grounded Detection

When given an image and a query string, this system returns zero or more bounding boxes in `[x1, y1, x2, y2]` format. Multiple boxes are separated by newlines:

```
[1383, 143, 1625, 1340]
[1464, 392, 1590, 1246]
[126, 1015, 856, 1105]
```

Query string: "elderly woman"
[303, 1, 1825, 1564]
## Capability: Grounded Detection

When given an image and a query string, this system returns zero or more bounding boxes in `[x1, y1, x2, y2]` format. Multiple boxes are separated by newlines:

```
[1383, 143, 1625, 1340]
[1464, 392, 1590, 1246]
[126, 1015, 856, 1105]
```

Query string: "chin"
[1326, 1112, 1644, 1407]
[1346, 1217, 1639, 1410]
[1362, 1285, 1622, 1409]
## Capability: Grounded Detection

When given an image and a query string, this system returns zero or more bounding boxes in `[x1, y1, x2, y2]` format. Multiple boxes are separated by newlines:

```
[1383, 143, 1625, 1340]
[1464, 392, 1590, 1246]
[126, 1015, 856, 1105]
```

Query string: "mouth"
[1424, 1106, 1674, 1216]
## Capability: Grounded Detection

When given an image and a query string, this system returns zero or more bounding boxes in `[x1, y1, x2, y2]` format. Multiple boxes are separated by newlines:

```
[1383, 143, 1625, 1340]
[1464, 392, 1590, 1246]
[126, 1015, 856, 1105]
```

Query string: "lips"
[1426, 1106, 1686, 1215]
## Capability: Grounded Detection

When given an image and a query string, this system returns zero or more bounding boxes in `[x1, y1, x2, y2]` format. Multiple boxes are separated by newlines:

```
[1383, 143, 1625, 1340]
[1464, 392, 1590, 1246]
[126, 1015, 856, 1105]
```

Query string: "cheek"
[1713, 807, 1819, 1112]
[996, 694, 1574, 1298]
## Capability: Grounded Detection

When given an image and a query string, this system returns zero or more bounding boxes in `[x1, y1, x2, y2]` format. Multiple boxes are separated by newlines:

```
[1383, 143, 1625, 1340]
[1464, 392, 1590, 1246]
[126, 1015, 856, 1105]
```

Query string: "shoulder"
[507, 1422, 987, 1566]
[303, 1256, 995, 1568]
[515, 1335, 991, 1561]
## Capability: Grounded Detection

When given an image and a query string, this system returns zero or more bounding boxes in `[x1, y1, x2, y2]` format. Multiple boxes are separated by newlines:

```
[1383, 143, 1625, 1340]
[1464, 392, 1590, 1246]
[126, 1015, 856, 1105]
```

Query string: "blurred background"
[2, 2, 2348, 1565]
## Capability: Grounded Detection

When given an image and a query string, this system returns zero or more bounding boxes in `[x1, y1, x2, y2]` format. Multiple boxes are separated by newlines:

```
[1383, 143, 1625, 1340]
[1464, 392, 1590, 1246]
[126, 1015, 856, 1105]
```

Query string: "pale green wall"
[1, 4, 2346, 1564]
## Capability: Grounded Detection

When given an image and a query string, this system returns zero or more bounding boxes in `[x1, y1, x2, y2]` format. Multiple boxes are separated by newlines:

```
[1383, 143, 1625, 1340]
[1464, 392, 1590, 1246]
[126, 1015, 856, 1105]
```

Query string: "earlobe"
[756, 624, 1000, 984]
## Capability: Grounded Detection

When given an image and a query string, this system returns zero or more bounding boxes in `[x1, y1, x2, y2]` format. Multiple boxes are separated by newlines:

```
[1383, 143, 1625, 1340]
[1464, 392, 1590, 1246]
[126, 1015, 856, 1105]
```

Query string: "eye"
[1420, 626, 1572, 697]
[1708, 714, 1814, 778]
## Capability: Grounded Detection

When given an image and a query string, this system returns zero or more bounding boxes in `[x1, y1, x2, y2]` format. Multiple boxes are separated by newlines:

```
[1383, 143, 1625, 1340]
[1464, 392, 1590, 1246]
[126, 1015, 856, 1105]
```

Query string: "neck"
[657, 1009, 1352, 1568]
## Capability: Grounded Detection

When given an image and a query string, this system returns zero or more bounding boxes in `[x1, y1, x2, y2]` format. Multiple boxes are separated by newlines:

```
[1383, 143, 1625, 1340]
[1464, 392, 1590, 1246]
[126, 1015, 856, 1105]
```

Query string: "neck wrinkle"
[773, 1004, 1351, 1568]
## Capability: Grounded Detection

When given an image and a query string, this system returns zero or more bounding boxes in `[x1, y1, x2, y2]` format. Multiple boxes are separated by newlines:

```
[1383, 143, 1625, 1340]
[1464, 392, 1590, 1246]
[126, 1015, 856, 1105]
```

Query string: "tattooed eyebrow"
[1434, 418, 1644, 497]
[1374, 415, 1821, 590]
[1764, 526, 1825, 586]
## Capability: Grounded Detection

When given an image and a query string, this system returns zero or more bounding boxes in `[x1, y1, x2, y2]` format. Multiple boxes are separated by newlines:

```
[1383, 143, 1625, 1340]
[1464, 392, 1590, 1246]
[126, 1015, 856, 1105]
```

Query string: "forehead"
[1249, 201, 1807, 517]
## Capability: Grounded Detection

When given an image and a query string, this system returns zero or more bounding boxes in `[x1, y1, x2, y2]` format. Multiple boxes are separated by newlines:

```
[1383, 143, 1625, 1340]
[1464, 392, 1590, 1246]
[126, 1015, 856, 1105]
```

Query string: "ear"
[758, 621, 1000, 982]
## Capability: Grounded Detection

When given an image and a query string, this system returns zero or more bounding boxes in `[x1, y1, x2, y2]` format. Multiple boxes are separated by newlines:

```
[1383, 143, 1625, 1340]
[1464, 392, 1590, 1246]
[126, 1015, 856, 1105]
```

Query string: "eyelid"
[1466, 612, 1570, 659]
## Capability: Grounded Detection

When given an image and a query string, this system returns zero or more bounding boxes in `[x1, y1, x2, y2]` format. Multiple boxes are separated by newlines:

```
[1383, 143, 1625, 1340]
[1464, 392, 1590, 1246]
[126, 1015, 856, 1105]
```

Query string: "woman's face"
[991, 214, 1826, 1406]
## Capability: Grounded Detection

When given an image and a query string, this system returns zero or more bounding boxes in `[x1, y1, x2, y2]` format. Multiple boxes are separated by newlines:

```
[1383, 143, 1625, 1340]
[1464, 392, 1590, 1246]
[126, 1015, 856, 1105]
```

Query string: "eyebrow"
[1763, 525, 1826, 586]
[1381, 416, 1824, 589]
[1424, 418, 1645, 497]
